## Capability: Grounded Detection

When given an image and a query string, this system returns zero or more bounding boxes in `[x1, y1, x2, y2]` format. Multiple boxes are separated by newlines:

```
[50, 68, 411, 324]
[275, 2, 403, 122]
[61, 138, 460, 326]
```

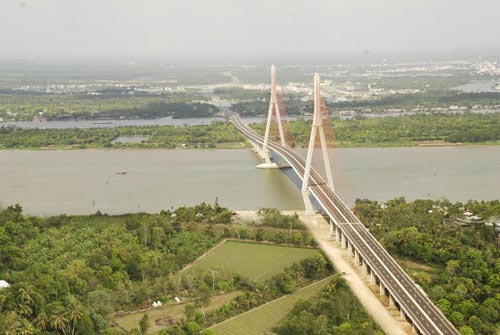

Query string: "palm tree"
[35, 312, 49, 331]
[49, 313, 68, 335]
[18, 288, 34, 317]
[18, 303, 33, 318]
[17, 318, 35, 335]
[19, 288, 34, 306]
[65, 303, 83, 335]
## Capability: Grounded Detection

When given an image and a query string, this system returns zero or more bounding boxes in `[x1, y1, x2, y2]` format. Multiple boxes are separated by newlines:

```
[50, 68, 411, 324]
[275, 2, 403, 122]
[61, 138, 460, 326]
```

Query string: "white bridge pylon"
[302, 73, 335, 214]
[256, 65, 286, 169]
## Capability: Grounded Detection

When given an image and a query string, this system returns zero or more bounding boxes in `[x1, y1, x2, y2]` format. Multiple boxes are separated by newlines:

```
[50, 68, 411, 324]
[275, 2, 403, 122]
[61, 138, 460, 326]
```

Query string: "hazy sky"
[1, 0, 499, 62]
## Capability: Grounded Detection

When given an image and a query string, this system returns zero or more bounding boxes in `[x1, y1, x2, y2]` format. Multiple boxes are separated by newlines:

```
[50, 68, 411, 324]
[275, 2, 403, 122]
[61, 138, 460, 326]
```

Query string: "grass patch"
[112, 292, 241, 334]
[210, 275, 335, 335]
[187, 240, 319, 282]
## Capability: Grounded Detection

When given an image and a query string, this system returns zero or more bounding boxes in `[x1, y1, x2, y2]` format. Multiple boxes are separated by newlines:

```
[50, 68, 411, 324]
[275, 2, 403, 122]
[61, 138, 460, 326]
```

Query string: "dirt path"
[297, 212, 413, 335]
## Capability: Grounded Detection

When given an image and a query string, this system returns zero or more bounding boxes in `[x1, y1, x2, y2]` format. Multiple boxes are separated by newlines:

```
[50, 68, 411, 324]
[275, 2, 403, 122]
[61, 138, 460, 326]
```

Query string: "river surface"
[1, 116, 271, 129]
[1, 146, 499, 216]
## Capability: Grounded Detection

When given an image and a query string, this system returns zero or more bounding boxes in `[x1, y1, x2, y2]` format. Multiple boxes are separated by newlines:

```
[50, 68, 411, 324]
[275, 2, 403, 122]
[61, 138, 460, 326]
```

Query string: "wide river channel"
[1, 146, 499, 216]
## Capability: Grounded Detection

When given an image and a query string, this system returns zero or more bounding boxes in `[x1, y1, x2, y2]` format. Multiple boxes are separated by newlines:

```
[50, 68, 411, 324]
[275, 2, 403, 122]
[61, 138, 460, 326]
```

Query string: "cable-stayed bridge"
[226, 66, 460, 335]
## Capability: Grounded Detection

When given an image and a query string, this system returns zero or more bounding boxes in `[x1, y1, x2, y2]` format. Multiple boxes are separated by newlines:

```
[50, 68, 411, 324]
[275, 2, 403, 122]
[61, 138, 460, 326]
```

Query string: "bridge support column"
[354, 249, 360, 266]
[329, 219, 334, 237]
[335, 225, 340, 242]
[341, 233, 347, 249]
[347, 243, 353, 257]
[249, 140, 260, 152]
[400, 308, 405, 319]
[362, 260, 367, 274]
[249, 140, 270, 161]
[379, 282, 385, 296]
[389, 295, 395, 307]
[370, 271, 376, 285]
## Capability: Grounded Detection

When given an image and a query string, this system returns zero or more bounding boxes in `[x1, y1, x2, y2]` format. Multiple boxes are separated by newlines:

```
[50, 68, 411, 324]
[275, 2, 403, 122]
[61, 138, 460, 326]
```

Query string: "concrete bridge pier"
[249, 140, 263, 155]
[389, 295, 395, 308]
[248, 139, 279, 169]
[370, 271, 376, 285]
[361, 259, 367, 274]
[354, 249, 360, 266]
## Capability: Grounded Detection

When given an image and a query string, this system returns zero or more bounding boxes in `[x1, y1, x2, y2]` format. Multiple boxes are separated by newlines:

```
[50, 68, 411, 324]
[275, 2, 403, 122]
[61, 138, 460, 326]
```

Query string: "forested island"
[3, 112, 500, 149]
[0, 122, 245, 149]
[0, 91, 218, 121]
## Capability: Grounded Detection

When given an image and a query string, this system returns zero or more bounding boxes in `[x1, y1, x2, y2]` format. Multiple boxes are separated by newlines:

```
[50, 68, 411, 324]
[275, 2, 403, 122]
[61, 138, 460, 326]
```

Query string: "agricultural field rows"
[210, 275, 336, 335]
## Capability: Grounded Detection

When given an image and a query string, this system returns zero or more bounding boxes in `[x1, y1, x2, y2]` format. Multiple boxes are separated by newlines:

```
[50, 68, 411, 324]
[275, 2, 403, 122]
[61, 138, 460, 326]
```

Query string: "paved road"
[229, 113, 460, 335]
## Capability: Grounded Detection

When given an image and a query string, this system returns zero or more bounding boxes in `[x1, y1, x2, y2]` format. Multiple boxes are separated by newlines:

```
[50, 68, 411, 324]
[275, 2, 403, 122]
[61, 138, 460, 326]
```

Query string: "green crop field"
[188, 240, 319, 281]
[210, 275, 335, 335]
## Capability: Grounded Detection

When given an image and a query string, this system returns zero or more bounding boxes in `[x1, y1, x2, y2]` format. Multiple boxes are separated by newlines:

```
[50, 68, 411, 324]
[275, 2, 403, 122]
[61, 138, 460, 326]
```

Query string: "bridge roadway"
[229, 113, 460, 335]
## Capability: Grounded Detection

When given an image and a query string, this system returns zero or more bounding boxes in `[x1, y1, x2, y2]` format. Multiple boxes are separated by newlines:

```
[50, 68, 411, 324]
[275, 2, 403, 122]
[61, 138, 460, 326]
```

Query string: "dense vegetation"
[230, 97, 308, 117]
[0, 204, 324, 335]
[331, 91, 500, 112]
[230, 90, 500, 117]
[273, 277, 383, 335]
[0, 122, 245, 149]
[355, 198, 500, 335]
[0, 91, 218, 121]
[67, 102, 219, 120]
[212, 88, 267, 101]
[252, 112, 500, 146]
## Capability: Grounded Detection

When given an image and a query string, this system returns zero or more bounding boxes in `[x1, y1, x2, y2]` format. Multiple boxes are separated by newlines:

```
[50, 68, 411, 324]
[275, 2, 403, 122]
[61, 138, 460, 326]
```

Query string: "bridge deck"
[229, 113, 459, 335]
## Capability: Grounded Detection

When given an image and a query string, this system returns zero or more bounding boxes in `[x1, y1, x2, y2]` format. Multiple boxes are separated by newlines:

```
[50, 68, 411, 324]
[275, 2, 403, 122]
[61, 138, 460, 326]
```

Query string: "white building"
[0, 280, 10, 289]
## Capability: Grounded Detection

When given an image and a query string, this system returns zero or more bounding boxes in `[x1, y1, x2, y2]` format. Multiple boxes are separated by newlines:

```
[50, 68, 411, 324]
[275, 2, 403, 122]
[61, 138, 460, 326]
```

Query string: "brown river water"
[1, 146, 499, 216]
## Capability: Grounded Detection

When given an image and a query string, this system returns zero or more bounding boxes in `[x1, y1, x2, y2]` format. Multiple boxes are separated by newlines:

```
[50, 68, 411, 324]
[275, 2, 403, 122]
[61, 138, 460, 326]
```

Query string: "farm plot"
[210, 275, 335, 335]
[112, 292, 240, 334]
[188, 240, 319, 281]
